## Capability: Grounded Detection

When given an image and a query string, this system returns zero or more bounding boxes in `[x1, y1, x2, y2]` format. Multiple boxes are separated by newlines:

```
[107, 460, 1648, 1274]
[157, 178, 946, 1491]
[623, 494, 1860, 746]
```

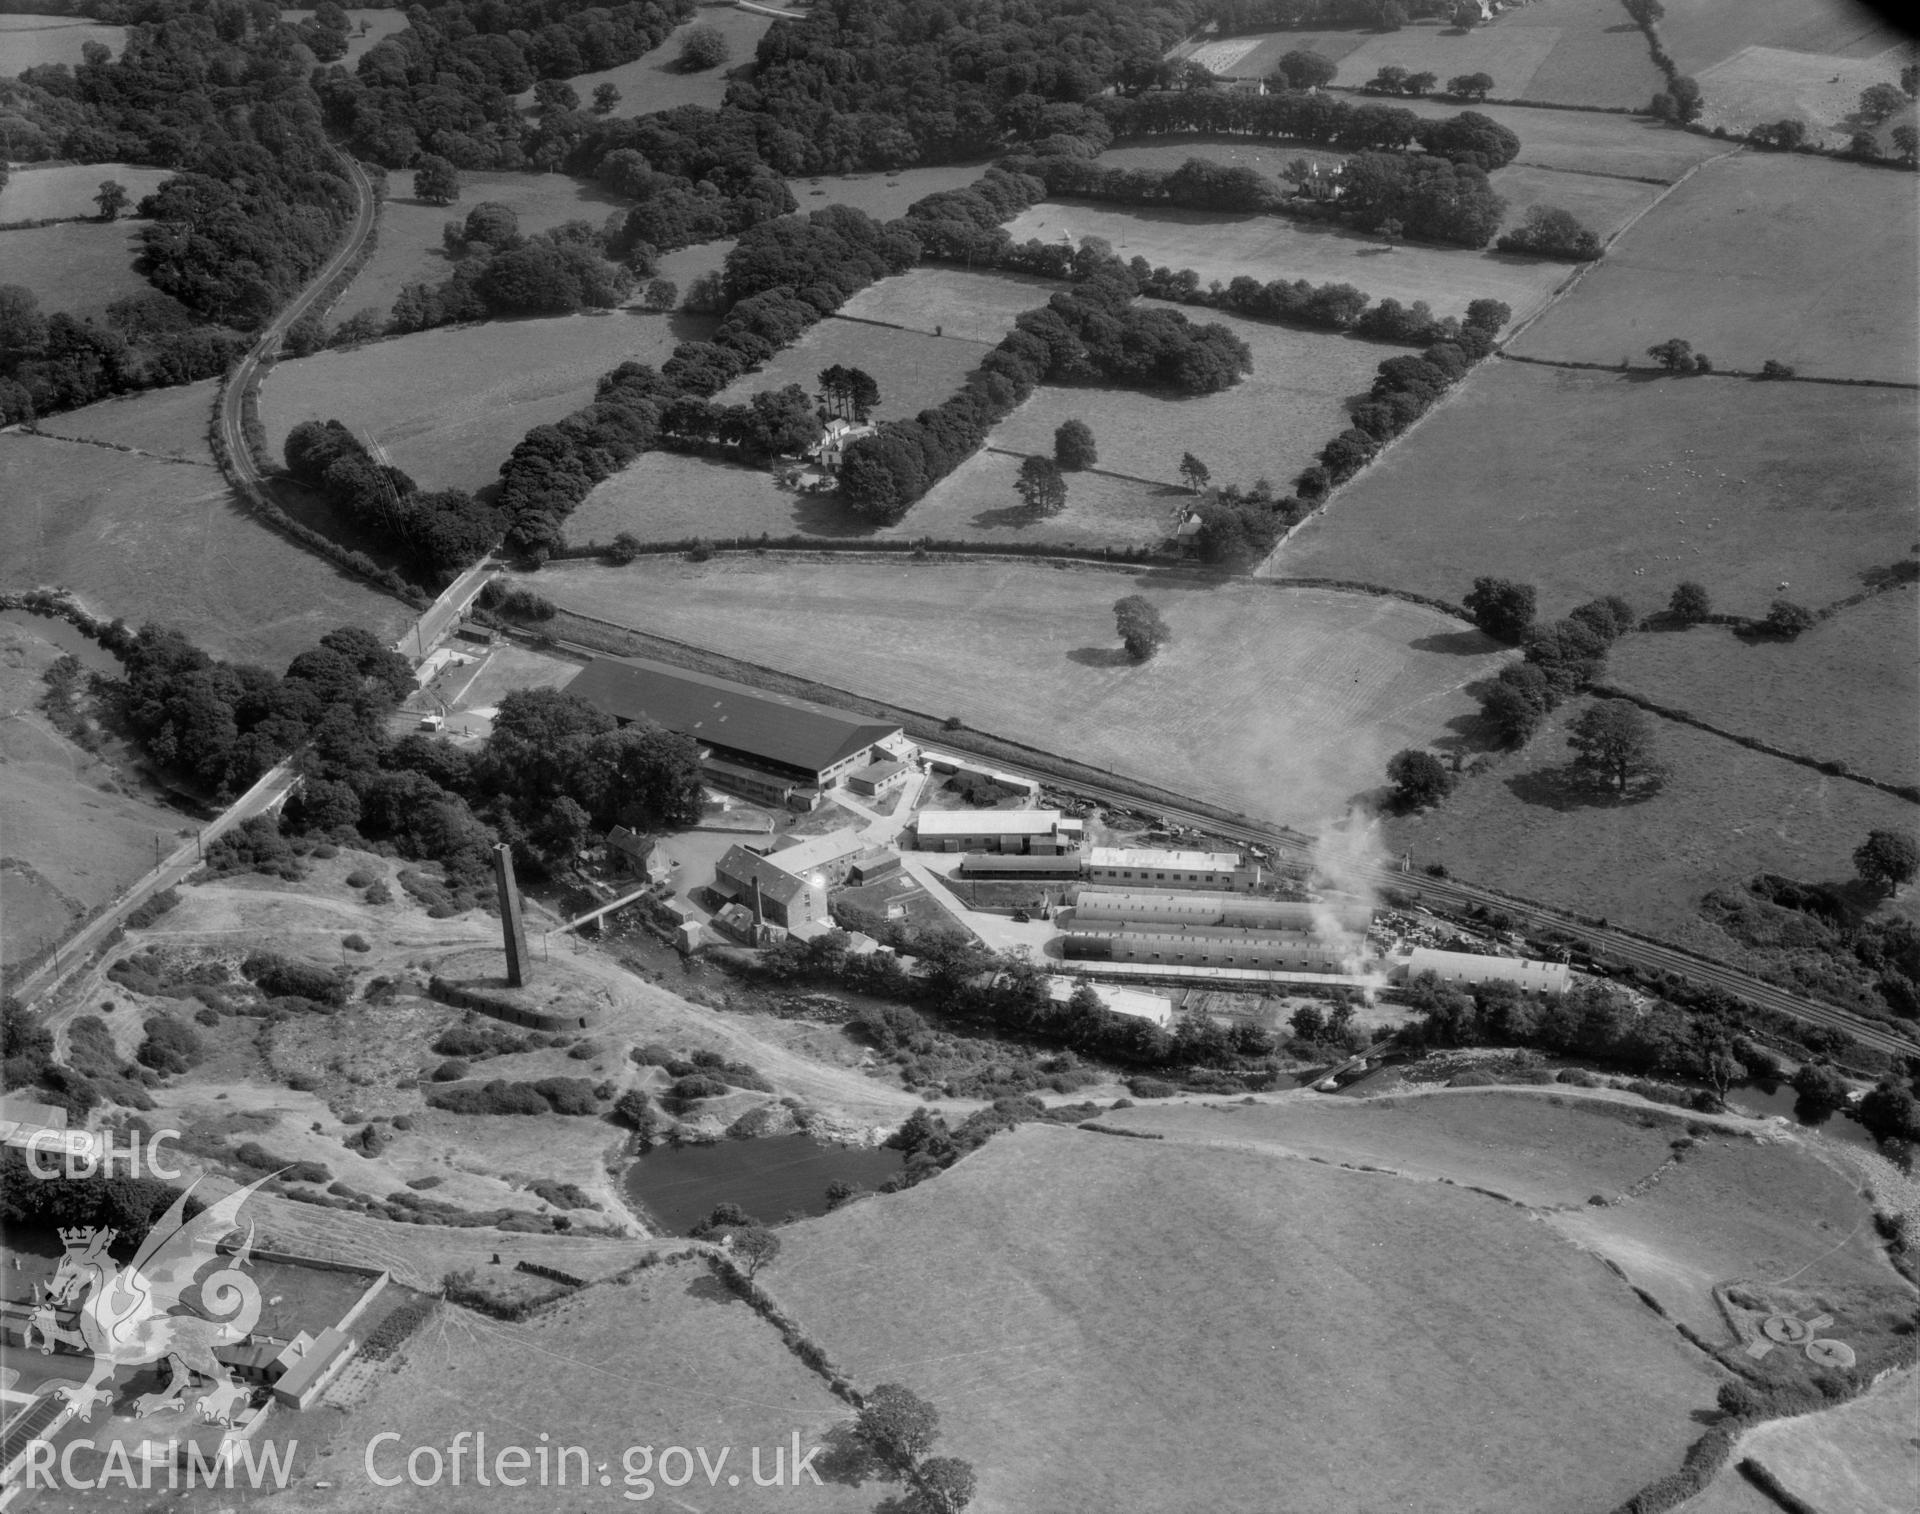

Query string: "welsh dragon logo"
[23, 1174, 272, 1425]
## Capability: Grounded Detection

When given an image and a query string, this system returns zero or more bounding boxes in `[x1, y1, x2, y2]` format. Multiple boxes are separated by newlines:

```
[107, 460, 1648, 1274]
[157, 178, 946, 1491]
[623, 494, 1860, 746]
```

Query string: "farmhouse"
[712, 845, 831, 936]
[1084, 846, 1257, 891]
[912, 809, 1083, 854]
[809, 418, 876, 475]
[1405, 947, 1571, 997]
[566, 656, 907, 806]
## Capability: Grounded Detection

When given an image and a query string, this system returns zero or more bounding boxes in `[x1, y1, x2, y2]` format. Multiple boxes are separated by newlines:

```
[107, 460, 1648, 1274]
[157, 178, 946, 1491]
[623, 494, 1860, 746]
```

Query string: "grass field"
[0, 431, 408, 664]
[1101, 1088, 1689, 1208]
[1355, 94, 1732, 181]
[1381, 694, 1920, 962]
[837, 265, 1059, 344]
[515, 6, 776, 118]
[1654, 0, 1909, 78]
[0, 218, 149, 315]
[539, 557, 1510, 826]
[281, 7, 408, 65]
[1695, 45, 1915, 148]
[1002, 201, 1569, 327]
[261, 311, 698, 493]
[275, 1256, 865, 1513]
[786, 161, 994, 222]
[1273, 362, 1919, 619]
[982, 301, 1385, 489]
[31, 375, 219, 464]
[331, 170, 640, 323]
[889, 449, 1181, 549]
[1181, 5, 1663, 109]
[1510, 153, 1920, 383]
[1607, 590, 1920, 788]
[1738, 1370, 1919, 1514]
[0, 618, 183, 970]
[0, 162, 169, 223]
[1489, 161, 1664, 243]
[0, 15, 125, 71]
[773, 1121, 1716, 1514]
[714, 315, 990, 421]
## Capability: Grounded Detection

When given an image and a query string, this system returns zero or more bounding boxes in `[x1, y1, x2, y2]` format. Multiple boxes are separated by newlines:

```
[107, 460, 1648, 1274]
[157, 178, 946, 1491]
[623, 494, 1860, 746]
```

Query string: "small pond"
[1720, 1079, 1884, 1152]
[624, 1133, 906, 1235]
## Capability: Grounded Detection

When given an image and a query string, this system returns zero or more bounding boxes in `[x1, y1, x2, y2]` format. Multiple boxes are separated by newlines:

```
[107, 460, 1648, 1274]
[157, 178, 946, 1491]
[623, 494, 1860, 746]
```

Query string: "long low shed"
[1070, 890, 1373, 934]
[959, 853, 1084, 878]
[1406, 947, 1571, 996]
[1062, 930, 1359, 974]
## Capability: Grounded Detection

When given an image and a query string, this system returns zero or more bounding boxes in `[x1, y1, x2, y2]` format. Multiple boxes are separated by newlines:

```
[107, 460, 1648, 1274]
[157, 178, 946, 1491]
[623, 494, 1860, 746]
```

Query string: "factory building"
[1070, 891, 1373, 935]
[766, 827, 868, 886]
[913, 810, 1083, 854]
[1404, 948, 1571, 997]
[1083, 847, 1259, 891]
[1062, 929, 1359, 975]
[959, 853, 1084, 880]
[712, 846, 830, 937]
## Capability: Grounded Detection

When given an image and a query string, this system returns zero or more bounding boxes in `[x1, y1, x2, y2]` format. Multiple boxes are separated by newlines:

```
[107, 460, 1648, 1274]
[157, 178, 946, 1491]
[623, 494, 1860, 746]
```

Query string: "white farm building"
[1404, 948, 1571, 997]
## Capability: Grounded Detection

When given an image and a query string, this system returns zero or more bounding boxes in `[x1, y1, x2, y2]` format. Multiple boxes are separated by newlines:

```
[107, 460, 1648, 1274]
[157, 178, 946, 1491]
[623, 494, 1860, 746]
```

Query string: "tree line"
[0, 286, 246, 424]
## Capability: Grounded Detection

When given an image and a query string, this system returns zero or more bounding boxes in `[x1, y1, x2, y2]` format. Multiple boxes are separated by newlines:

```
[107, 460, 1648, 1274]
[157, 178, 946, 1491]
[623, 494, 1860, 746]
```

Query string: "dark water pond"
[624, 1133, 906, 1235]
[1721, 1079, 1883, 1151]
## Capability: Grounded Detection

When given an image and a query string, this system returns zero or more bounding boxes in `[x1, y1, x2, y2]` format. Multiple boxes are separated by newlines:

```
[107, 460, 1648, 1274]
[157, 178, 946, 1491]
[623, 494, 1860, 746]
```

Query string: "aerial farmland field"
[772, 1121, 1717, 1514]
[279, 7, 407, 65]
[0, 219, 149, 316]
[0, 431, 408, 665]
[0, 163, 169, 223]
[1509, 152, 1920, 383]
[1352, 93, 1732, 181]
[1273, 361, 1919, 617]
[982, 302, 1385, 490]
[538, 556, 1510, 826]
[1695, 45, 1915, 147]
[515, 6, 776, 118]
[1174, 28, 1372, 80]
[328, 171, 640, 324]
[1606, 590, 1920, 789]
[1488, 162, 1664, 244]
[1653, 0, 1908, 78]
[712, 315, 990, 421]
[0, 14, 125, 70]
[1382, 694, 1920, 960]
[837, 265, 1058, 343]
[1001, 201, 1570, 327]
[786, 162, 995, 222]
[31, 377, 219, 465]
[260, 311, 698, 493]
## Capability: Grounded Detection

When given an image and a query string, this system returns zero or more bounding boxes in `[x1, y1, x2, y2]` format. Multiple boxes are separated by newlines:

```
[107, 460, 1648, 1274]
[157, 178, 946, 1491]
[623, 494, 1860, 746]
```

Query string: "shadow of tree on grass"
[1506, 764, 1666, 812]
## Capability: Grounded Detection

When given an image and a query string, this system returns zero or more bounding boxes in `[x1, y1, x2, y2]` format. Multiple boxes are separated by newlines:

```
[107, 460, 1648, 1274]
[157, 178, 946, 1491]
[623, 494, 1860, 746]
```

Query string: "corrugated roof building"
[1084, 847, 1258, 892]
[566, 657, 904, 792]
[1071, 891, 1373, 935]
[1406, 948, 1571, 997]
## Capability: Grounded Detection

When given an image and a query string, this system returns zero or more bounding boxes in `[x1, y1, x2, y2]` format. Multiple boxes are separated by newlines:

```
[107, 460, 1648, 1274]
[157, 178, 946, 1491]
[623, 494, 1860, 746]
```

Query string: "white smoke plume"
[1309, 806, 1385, 963]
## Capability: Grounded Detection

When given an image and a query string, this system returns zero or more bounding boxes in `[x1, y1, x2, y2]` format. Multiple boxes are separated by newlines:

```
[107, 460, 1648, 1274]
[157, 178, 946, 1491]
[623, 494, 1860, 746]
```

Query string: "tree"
[93, 180, 130, 222]
[1449, 72, 1494, 101]
[1369, 65, 1410, 95]
[1113, 596, 1170, 662]
[1669, 582, 1711, 622]
[1857, 1083, 1920, 1145]
[1790, 1062, 1848, 1123]
[856, 1384, 940, 1478]
[592, 83, 622, 115]
[1178, 451, 1210, 493]
[1759, 358, 1797, 380]
[1480, 665, 1549, 747]
[1854, 830, 1919, 897]
[1276, 50, 1337, 91]
[1858, 83, 1907, 125]
[1463, 577, 1536, 643]
[1378, 2, 1409, 31]
[1015, 455, 1067, 516]
[1761, 600, 1815, 638]
[532, 78, 580, 115]
[1623, 0, 1665, 25]
[1894, 125, 1920, 165]
[641, 278, 678, 311]
[1647, 338, 1696, 372]
[412, 155, 460, 207]
[913, 1457, 979, 1514]
[676, 23, 730, 72]
[1387, 749, 1453, 810]
[1566, 699, 1659, 794]
[1054, 418, 1096, 470]
[1496, 204, 1601, 260]
[1288, 1003, 1327, 1042]
[1405, 72, 1438, 98]
[732, 1225, 781, 1279]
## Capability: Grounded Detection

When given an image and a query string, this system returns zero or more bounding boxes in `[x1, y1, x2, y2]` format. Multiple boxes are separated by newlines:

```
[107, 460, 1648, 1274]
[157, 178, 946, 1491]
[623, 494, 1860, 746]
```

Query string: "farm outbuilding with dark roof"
[565, 656, 907, 794]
